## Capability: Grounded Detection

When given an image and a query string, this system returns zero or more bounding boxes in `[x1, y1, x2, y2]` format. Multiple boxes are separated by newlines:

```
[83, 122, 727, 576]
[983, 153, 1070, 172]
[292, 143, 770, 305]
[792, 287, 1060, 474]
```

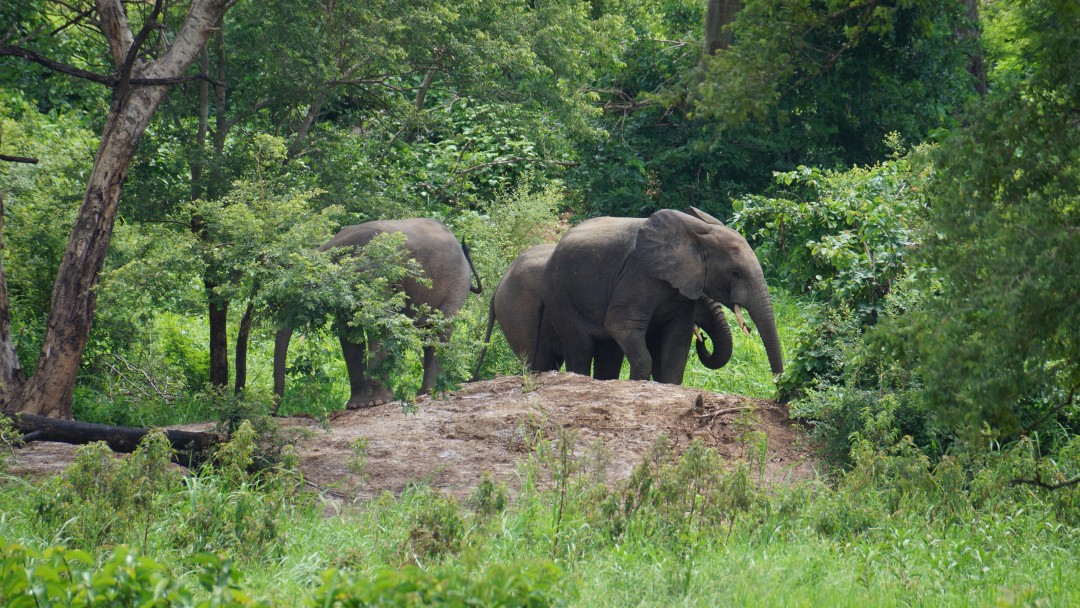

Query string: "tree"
[905, 0, 1079, 436]
[123, 0, 614, 392]
[0, 0, 235, 418]
[577, 0, 974, 217]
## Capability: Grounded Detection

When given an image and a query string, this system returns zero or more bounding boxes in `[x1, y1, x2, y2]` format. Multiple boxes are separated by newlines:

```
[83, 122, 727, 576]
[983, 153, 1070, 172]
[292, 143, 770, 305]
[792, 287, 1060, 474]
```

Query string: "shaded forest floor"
[11, 373, 819, 499]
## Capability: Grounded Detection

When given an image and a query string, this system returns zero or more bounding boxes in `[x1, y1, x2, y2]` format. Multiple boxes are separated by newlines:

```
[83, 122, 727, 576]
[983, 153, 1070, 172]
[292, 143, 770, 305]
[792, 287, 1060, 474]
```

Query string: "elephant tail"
[470, 289, 498, 382]
[461, 237, 483, 294]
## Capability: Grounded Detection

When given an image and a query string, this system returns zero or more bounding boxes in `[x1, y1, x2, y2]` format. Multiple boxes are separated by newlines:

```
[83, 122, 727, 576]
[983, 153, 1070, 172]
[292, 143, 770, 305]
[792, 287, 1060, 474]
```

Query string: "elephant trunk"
[746, 283, 783, 375]
[695, 297, 732, 369]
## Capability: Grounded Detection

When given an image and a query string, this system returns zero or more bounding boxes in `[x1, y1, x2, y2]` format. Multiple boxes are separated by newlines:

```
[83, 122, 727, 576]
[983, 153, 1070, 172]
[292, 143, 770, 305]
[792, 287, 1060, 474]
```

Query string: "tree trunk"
[233, 300, 254, 394]
[961, 0, 987, 96]
[0, 195, 25, 412]
[14, 0, 234, 418]
[704, 0, 742, 56]
[208, 294, 229, 387]
[18, 89, 161, 418]
[272, 327, 292, 414]
[196, 23, 231, 389]
[12, 413, 217, 468]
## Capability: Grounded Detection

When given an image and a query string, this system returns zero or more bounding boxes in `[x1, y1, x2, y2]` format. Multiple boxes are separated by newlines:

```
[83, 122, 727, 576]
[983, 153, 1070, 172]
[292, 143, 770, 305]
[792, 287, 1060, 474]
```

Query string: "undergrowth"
[1, 421, 1076, 606]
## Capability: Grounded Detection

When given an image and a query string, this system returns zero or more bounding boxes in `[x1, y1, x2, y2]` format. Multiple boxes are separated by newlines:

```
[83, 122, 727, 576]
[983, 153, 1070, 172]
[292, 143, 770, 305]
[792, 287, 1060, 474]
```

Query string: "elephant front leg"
[339, 335, 394, 408]
[606, 324, 652, 380]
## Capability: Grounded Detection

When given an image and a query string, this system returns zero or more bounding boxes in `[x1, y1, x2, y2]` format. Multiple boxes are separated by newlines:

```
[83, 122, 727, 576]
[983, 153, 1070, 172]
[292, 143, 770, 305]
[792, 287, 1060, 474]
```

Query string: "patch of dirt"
[9, 373, 819, 500]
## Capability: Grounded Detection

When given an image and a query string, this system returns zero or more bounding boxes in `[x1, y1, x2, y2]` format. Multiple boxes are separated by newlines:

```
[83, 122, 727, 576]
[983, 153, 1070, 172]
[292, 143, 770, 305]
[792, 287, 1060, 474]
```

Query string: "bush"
[309, 559, 571, 608]
[31, 432, 180, 551]
[0, 543, 259, 607]
[29, 422, 304, 561]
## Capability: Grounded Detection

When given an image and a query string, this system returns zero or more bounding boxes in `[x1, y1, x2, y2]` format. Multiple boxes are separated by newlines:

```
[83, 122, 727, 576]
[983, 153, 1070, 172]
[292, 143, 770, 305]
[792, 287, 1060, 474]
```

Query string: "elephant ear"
[638, 209, 707, 299]
[683, 206, 727, 227]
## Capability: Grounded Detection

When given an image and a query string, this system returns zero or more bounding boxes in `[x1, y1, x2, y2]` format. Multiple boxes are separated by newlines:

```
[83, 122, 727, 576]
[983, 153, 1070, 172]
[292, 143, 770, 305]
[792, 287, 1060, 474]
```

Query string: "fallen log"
[10, 413, 219, 468]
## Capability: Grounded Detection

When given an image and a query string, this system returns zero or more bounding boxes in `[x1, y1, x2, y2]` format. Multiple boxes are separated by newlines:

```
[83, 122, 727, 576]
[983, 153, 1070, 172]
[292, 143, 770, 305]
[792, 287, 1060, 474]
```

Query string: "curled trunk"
[694, 297, 732, 369]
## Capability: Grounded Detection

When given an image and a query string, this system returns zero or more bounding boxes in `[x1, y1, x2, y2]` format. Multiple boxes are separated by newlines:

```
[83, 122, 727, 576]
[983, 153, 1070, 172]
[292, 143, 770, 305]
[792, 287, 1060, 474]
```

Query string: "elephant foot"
[345, 399, 389, 409]
[345, 385, 394, 410]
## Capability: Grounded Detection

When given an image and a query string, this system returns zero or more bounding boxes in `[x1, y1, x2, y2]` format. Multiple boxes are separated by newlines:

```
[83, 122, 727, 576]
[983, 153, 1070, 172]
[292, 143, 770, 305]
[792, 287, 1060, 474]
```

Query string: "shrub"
[403, 491, 466, 562]
[731, 149, 932, 401]
[0, 543, 260, 607]
[31, 432, 179, 550]
[309, 559, 571, 608]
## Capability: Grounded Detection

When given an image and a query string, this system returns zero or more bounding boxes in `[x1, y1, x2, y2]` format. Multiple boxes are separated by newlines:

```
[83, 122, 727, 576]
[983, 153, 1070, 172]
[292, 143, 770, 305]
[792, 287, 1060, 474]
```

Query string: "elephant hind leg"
[592, 340, 624, 380]
[340, 335, 394, 409]
[419, 344, 441, 395]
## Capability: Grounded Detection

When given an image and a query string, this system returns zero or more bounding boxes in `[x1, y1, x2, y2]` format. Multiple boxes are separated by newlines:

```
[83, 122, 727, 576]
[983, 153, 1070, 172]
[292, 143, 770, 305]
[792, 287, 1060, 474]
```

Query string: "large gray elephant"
[472, 243, 732, 380]
[540, 208, 782, 383]
[273, 218, 482, 409]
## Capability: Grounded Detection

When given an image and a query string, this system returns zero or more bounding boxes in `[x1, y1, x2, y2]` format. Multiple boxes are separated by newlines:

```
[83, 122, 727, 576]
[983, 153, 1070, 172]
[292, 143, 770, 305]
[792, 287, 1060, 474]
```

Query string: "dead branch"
[0, 154, 39, 164]
[694, 406, 757, 421]
[9, 412, 219, 468]
[1011, 476, 1080, 491]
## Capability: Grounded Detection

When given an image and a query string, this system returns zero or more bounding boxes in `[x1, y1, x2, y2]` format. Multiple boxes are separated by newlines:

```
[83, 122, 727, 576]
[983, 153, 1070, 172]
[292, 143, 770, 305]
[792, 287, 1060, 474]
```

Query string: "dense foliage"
[0, 429, 1076, 605]
[902, 0, 1080, 437]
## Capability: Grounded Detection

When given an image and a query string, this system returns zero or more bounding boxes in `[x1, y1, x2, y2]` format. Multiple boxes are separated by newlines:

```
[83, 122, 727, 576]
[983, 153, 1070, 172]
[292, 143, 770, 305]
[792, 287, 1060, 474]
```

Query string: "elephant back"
[322, 218, 473, 316]
[495, 244, 556, 358]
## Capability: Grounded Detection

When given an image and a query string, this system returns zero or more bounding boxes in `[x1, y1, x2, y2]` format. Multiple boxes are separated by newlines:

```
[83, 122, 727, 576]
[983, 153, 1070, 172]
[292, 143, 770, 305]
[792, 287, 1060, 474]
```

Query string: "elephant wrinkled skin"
[540, 207, 782, 384]
[274, 218, 482, 409]
[473, 241, 733, 381]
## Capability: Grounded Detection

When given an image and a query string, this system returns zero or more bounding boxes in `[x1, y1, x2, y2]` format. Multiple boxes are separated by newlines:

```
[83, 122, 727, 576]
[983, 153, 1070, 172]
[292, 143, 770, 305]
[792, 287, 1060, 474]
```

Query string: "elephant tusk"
[693, 324, 705, 344]
[734, 305, 752, 336]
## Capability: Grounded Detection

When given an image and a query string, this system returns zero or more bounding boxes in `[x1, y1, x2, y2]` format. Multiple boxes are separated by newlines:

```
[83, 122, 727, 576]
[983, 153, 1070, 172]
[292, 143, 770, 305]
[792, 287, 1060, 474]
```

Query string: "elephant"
[539, 207, 782, 384]
[471, 243, 732, 380]
[273, 218, 482, 409]
[472, 244, 563, 379]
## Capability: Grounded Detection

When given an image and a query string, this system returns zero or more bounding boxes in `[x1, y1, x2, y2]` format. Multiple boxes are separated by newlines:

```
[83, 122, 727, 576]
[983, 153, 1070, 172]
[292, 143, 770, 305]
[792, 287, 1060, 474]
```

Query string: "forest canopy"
[0, 0, 1074, 460]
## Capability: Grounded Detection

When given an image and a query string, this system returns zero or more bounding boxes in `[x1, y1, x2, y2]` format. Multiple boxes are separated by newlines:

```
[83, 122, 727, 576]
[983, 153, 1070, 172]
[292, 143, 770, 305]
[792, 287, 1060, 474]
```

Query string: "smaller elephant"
[472, 244, 731, 380]
[472, 244, 563, 379]
[274, 218, 482, 409]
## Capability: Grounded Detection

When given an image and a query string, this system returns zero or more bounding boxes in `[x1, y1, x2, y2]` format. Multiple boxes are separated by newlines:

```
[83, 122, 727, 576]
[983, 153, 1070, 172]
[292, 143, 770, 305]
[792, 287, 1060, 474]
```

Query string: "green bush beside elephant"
[274, 218, 482, 409]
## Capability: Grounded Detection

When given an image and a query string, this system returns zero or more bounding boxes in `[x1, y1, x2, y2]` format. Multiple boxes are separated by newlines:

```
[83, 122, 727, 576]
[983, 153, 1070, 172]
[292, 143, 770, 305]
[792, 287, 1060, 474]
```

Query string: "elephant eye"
[731, 269, 742, 279]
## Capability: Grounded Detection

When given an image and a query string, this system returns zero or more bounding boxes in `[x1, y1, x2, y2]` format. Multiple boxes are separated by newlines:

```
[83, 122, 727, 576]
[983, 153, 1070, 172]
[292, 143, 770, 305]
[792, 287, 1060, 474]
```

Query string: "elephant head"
[636, 208, 783, 375]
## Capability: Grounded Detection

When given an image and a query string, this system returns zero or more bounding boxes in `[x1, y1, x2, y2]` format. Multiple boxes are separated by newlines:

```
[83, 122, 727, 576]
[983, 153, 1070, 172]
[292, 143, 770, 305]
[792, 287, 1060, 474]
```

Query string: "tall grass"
[1, 425, 1076, 606]
[683, 288, 805, 399]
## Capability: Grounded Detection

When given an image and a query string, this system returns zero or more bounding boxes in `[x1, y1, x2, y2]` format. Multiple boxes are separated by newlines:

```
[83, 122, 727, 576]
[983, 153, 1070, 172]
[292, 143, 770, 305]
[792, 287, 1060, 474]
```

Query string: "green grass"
[682, 288, 806, 399]
[1, 426, 1076, 607]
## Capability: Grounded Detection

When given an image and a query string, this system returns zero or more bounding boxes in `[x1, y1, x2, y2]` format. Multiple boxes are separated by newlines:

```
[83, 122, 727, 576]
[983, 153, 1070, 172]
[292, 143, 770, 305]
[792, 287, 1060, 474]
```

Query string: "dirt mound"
[10, 373, 818, 500]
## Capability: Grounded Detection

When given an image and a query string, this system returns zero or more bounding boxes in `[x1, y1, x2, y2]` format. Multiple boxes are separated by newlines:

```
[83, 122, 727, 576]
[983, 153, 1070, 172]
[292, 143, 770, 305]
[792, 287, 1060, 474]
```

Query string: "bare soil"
[10, 373, 819, 500]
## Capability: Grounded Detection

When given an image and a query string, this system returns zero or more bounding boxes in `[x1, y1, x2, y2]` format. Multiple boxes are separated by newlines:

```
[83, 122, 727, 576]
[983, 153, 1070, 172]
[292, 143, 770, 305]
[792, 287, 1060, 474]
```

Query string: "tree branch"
[0, 154, 39, 164]
[97, 0, 135, 67]
[118, 0, 165, 84]
[1, 44, 117, 84]
[1011, 476, 1080, 491]
[0, 44, 225, 86]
